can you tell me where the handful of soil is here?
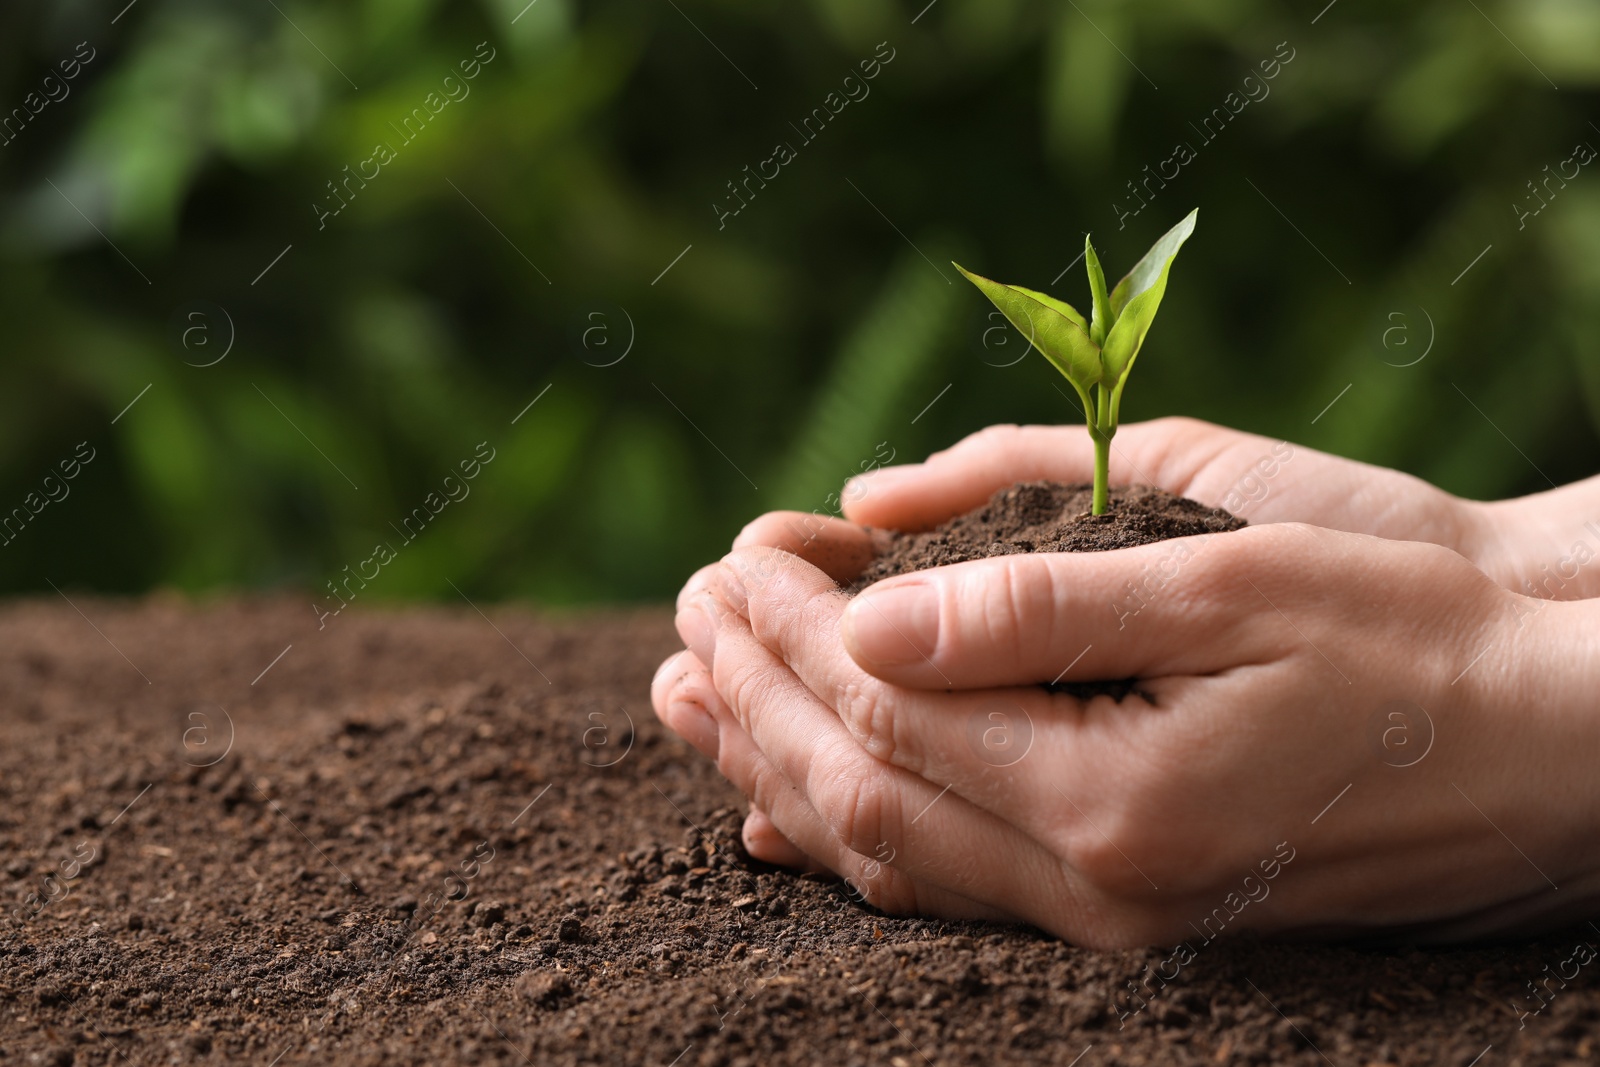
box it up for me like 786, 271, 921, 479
848, 481, 1245, 592
846, 480, 1246, 699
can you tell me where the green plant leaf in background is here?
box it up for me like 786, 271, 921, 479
774, 249, 962, 511
4, 0, 1600, 603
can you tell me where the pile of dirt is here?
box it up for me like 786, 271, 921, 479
849, 481, 1245, 702
1, 597, 1595, 1066
849, 482, 1246, 592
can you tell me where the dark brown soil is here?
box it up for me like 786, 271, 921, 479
849, 482, 1247, 592
849, 482, 1246, 701
3, 596, 1598, 1066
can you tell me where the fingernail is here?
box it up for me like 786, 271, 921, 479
674, 600, 717, 671
846, 583, 939, 666
742, 810, 785, 858
667, 697, 719, 759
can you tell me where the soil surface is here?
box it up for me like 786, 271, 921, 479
3, 596, 1598, 1066
849, 482, 1247, 593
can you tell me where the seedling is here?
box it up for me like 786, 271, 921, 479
955, 208, 1197, 515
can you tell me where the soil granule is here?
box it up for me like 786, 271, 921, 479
849, 482, 1247, 592
2, 596, 1597, 1066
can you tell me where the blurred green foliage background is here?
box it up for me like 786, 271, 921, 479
2, 0, 1600, 605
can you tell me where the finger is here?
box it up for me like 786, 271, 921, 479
842, 424, 1085, 530
703, 678, 1008, 922
836, 526, 1281, 689
676, 562, 722, 615
656, 646, 992, 908
732, 511, 878, 585
651, 648, 697, 725
651, 648, 696, 714
841, 418, 1245, 531
702, 572, 1084, 929
654, 651, 887, 881
712, 546, 1097, 826
710, 551, 1243, 930
676, 558, 753, 671
676, 511, 876, 662
680, 512, 874, 613
651, 648, 719, 759
742, 806, 817, 871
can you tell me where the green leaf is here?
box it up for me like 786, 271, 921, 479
1101, 209, 1197, 385
953, 262, 1102, 388
1108, 208, 1198, 319
1003, 282, 1089, 335
1084, 235, 1113, 347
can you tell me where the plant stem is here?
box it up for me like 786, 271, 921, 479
1091, 432, 1110, 515
1090, 383, 1113, 516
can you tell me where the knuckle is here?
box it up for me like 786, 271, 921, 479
733, 510, 822, 552
835, 678, 903, 767
1173, 526, 1287, 611
1164, 560, 1238, 626
812, 741, 895, 857
674, 563, 722, 614
1203, 522, 1274, 575
1060, 777, 1202, 898
974, 556, 1056, 670
733, 752, 789, 820
1064, 816, 1157, 896
724, 546, 786, 605
937, 423, 1025, 465
731, 512, 781, 549
961, 422, 1023, 451
739, 550, 838, 648
1172, 524, 1343, 637
798, 585, 850, 651
1148, 414, 1208, 438
713, 650, 766, 733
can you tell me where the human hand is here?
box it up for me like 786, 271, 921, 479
653, 523, 1600, 947
837, 418, 1523, 588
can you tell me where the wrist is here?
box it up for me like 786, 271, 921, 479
1532, 599, 1600, 881
1477, 596, 1600, 893
1476, 494, 1600, 600
1366, 574, 1600, 938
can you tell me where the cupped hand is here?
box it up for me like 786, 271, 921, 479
652, 524, 1600, 947
839, 418, 1523, 588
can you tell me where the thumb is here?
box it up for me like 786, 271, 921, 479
839, 530, 1264, 689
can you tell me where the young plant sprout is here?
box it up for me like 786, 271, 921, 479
955, 208, 1198, 515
